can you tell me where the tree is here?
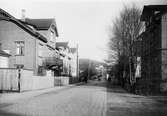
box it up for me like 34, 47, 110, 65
108, 4, 142, 87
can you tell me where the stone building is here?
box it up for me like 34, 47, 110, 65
140, 5, 167, 94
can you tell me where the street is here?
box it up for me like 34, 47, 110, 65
0, 80, 167, 116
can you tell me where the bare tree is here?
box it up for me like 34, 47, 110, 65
108, 4, 142, 86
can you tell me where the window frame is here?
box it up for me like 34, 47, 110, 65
15, 41, 25, 56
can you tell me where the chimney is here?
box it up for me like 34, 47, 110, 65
21, 9, 26, 21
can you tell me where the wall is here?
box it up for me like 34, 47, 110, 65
54, 76, 69, 86
20, 69, 34, 91
32, 76, 54, 90
0, 68, 19, 91
70, 53, 77, 77
0, 20, 36, 71
141, 16, 162, 94
20, 69, 54, 91
0, 68, 54, 91
38, 26, 57, 49
161, 13, 167, 92
0, 56, 8, 68
35, 39, 56, 76
35, 26, 57, 76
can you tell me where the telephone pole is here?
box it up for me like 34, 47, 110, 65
76, 44, 79, 79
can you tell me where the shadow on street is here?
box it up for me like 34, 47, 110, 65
0, 110, 23, 116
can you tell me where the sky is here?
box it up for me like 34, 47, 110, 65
0, 0, 166, 62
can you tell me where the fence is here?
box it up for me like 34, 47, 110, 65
0, 68, 19, 91
0, 68, 71, 92
0, 68, 55, 92
54, 76, 69, 86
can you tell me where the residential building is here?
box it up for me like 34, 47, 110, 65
22, 18, 59, 76
56, 42, 71, 76
0, 8, 59, 76
140, 5, 167, 94
70, 48, 78, 77
70, 47, 79, 83
56, 42, 79, 83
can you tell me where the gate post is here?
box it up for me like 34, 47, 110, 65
18, 68, 21, 92
17, 65, 24, 92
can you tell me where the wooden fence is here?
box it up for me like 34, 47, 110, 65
0, 68, 70, 92
0, 68, 19, 91
0, 68, 55, 92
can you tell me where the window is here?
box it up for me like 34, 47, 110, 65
38, 65, 44, 76
15, 41, 24, 55
50, 31, 54, 41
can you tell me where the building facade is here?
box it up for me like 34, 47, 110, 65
140, 5, 167, 94
56, 42, 79, 83
0, 8, 59, 76
23, 18, 59, 76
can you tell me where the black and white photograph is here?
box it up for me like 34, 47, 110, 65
0, 0, 167, 116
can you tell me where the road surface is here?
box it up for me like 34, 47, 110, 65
0, 80, 167, 116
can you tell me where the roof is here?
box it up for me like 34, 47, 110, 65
0, 50, 11, 57
0, 8, 47, 43
56, 42, 69, 48
24, 18, 59, 36
141, 5, 167, 21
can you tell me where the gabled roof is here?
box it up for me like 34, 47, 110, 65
0, 8, 47, 43
141, 5, 167, 21
0, 50, 11, 57
56, 42, 69, 48
24, 18, 59, 36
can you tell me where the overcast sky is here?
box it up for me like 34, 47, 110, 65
0, 0, 166, 61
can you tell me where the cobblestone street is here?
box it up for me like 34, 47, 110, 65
0, 80, 167, 116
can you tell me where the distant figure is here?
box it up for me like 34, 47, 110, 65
106, 73, 109, 80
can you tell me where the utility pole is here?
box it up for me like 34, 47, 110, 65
88, 59, 91, 80
76, 44, 79, 79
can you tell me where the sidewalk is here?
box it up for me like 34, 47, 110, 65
0, 82, 83, 106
